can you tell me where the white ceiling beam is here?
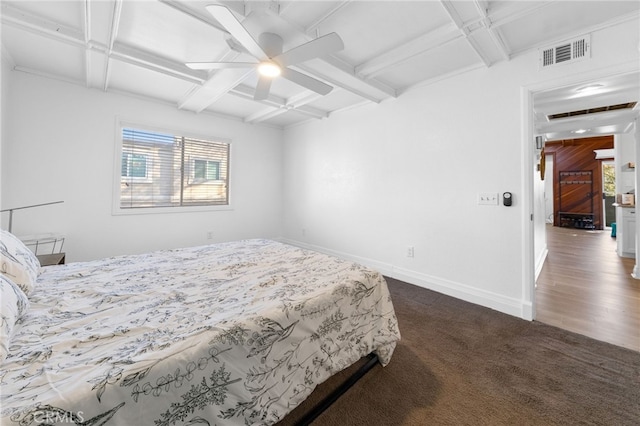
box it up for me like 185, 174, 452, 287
303, 0, 353, 35
487, 1, 556, 27
296, 58, 394, 102
244, 103, 329, 123
287, 90, 324, 109
351, 0, 522, 83
290, 104, 329, 119
483, 27, 511, 61
244, 107, 288, 123
323, 55, 396, 99
15, 59, 250, 125
230, 84, 328, 121
102, 0, 123, 92
0, 2, 85, 47
399, 62, 486, 96
243, 104, 327, 124
83, 0, 92, 88
110, 42, 207, 84
472, 0, 510, 61
328, 58, 395, 100
1, 44, 16, 68
244, 1, 281, 16
355, 22, 462, 78
0, 0, 108, 89
158, 0, 228, 33
439, 0, 492, 68
13, 65, 85, 87
84, 1, 112, 90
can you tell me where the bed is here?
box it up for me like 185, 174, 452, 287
0, 233, 400, 426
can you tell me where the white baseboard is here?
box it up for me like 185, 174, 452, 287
279, 238, 530, 320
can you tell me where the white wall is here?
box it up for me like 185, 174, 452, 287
282, 18, 640, 319
2, 71, 283, 261
0, 51, 12, 210
616, 132, 636, 194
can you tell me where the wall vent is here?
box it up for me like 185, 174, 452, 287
540, 35, 590, 68
547, 102, 637, 120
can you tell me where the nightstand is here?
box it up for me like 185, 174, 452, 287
37, 253, 66, 266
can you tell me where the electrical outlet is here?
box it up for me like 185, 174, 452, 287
478, 193, 499, 205
206, 231, 213, 240
407, 246, 414, 258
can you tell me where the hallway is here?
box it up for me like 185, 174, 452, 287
535, 225, 640, 351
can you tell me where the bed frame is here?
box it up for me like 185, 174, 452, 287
296, 353, 379, 425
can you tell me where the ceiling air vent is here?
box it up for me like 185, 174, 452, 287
540, 35, 590, 68
547, 102, 637, 120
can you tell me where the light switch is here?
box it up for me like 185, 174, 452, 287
478, 193, 499, 205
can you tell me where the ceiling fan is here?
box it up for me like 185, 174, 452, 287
186, 5, 344, 101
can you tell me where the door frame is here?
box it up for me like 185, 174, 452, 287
521, 62, 640, 321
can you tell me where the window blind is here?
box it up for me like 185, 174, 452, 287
120, 128, 229, 209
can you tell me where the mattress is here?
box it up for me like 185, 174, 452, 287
0, 239, 400, 425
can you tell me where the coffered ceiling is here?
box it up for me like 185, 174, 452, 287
2, 1, 639, 130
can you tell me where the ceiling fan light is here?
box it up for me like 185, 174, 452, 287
258, 62, 281, 77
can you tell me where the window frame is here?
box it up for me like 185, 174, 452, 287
113, 120, 233, 216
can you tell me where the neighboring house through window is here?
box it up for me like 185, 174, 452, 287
121, 152, 150, 180
194, 159, 220, 181
117, 126, 230, 211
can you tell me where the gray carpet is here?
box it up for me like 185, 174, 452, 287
278, 277, 640, 425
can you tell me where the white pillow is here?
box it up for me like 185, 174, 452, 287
0, 229, 41, 295
0, 274, 30, 363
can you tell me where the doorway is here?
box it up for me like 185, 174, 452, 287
523, 68, 640, 343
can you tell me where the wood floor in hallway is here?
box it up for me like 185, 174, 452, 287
535, 225, 640, 352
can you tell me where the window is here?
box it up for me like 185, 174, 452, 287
121, 152, 150, 180
194, 159, 220, 181
118, 126, 230, 210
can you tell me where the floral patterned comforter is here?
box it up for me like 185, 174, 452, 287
0, 239, 400, 425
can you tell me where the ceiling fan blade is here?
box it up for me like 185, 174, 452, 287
254, 76, 272, 101
273, 33, 344, 67
280, 68, 333, 95
205, 4, 268, 61
186, 62, 257, 70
